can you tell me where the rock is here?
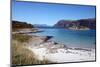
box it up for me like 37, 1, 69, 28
43, 36, 53, 42
54, 18, 96, 30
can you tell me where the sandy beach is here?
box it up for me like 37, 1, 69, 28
12, 29, 95, 65
26, 34, 95, 63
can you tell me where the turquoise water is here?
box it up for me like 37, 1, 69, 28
32, 28, 96, 48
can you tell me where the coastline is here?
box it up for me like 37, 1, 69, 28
12, 28, 44, 34
12, 29, 95, 64
27, 34, 95, 63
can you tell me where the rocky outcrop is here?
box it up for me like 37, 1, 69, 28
54, 18, 96, 30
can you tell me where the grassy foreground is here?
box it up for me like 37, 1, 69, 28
12, 34, 51, 65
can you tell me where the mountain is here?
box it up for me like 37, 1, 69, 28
33, 24, 53, 28
12, 20, 34, 29
54, 18, 96, 30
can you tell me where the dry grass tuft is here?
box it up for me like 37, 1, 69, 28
12, 34, 32, 43
12, 34, 51, 65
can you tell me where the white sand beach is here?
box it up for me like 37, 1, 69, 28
27, 35, 95, 63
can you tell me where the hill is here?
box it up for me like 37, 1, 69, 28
54, 18, 96, 30
12, 20, 34, 29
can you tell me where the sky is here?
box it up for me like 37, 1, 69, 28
12, 0, 96, 26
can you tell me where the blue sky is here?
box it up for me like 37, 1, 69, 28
12, 0, 96, 26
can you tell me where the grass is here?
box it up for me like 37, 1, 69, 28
12, 34, 51, 66
12, 34, 32, 43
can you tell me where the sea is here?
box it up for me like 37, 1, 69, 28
31, 28, 96, 48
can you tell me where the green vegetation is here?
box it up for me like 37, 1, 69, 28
12, 20, 34, 29
12, 34, 51, 65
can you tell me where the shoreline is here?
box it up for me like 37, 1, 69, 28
12, 28, 95, 64
26, 34, 95, 63
12, 28, 44, 34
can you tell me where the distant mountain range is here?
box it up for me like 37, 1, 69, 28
12, 18, 96, 30
54, 18, 96, 30
33, 24, 53, 28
